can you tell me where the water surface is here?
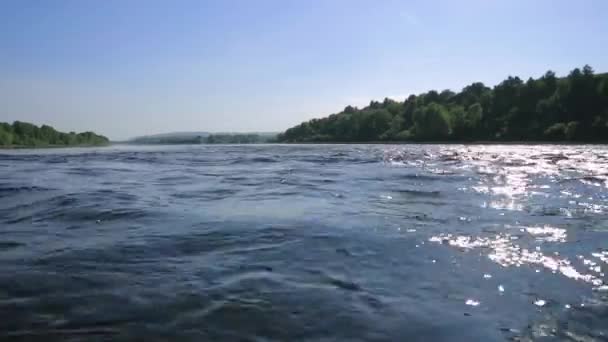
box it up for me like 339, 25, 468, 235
1, 144, 607, 341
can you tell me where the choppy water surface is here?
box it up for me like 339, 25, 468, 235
1, 144, 607, 341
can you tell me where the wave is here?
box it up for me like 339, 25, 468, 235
0, 184, 53, 196
394, 189, 442, 197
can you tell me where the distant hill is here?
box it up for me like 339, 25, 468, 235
0, 121, 109, 148
129, 132, 278, 144
129, 132, 211, 144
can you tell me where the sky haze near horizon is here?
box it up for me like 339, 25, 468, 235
1, 0, 608, 140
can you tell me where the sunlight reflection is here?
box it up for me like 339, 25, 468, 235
525, 226, 567, 242
430, 230, 605, 289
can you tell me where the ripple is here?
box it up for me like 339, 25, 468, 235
0, 184, 53, 195
2, 144, 608, 340
0, 241, 25, 250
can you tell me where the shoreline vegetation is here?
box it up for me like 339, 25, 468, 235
128, 132, 277, 145
277, 65, 608, 143
0, 121, 109, 148
5, 66, 608, 148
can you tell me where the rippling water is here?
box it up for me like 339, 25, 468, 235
1, 144, 607, 341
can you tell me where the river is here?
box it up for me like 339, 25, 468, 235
1, 144, 607, 341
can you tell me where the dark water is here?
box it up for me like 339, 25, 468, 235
1, 144, 607, 341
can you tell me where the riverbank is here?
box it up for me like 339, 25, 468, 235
0, 143, 110, 150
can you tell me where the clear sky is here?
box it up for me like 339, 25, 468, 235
1, 0, 607, 140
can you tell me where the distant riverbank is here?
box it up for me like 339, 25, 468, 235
0, 121, 109, 149
0, 143, 110, 150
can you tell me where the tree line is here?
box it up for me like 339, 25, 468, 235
130, 133, 275, 145
206, 133, 274, 144
0, 121, 109, 147
131, 135, 206, 144
278, 65, 608, 142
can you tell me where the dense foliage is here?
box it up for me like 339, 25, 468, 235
0, 121, 109, 147
278, 66, 608, 142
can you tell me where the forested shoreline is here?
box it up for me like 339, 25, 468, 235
278, 66, 608, 143
129, 133, 276, 145
0, 121, 109, 148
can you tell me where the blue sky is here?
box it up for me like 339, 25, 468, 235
1, 0, 607, 140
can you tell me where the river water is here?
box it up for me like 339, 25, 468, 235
0, 144, 607, 341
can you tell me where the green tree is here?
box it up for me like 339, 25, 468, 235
565, 121, 579, 140
544, 123, 567, 140
360, 109, 392, 140
0, 124, 13, 146
450, 103, 482, 140
413, 103, 450, 140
